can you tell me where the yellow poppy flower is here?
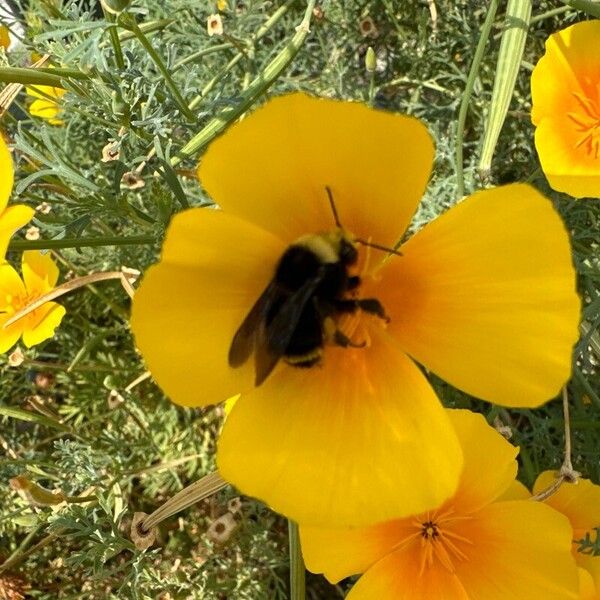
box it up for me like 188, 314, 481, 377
534, 471, 600, 598
26, 84, 66, 126
0, 251, 66, 352
531, 20, 600, 198
131, 94, 579, 527
300, 409, 579, 600
0, 135, 35, 258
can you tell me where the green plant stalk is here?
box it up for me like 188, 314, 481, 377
186, 0, 298, 109
172, 0, 317, 166
0, 406, 72, 433
8, 234, 156, 251
529, 6, 570, 24
288, 520, 306, 600
117, 18, 174, 42
106, 20, 126, 69
559, 0, 600, 17
455, 0, 500, 198
0, 67, 86, 87
118, 14, 195, 121
479, 0, 532, 178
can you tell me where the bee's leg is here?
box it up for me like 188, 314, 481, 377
357, 298, 390, 322
347, 275, 361, 290
333, 330, 366, 348
322, 314, 365, 348
332, 298, 389, 322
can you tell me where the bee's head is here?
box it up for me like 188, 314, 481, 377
339, 231, 358, 265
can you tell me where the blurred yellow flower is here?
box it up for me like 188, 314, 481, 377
131, 94, 579, 527
534, 471, 600, 599
0, 25, 9, 50
0, 251, 66, 352
26, 84, 66, 126
0, 135, 35, 258
300, 409, 579, 600
531, 20, 600, 198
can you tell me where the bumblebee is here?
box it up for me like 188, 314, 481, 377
228, 189, 395, 386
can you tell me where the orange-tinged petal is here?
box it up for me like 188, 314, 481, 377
199, 93, 434, 248
130, 208, 286, 407
0, 262, 25, 310
0, 313, 23, 353
456, 501, 579, 599
21, 301, 65, 348
300, 518, 415, 583
534, 471, 600, 541
218, 327, 462, 527
346, 547, 469, 600
531, 21, 600, 198
381, 184, 579, 407
531, 21, 600, 126
0, 204, 35, 257
0, 134, 13, 211
446, 409, 518, 513
534, 116, 600, 198
22, 250, 60, 294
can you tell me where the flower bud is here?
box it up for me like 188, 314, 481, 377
365, 47, 377, 73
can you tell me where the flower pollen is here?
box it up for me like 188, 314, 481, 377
411, 507, 472, 577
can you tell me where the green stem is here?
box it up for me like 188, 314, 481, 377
172, 0, 316, 166
0, 67, 85, 87
8, 235, 156, 251
118, 14, 195, 121
172, 43, 231, 72
559, 0, 600, 17
455, 0, 499, 198
288, 520, 306, 600
529, 6, 570, 24
117, 18, 174, 42
105, 13, 126, 69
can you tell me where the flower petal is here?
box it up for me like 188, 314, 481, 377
534, 471, 600, 541
381, 184, 579, 407
21, 301, 65, 348
345, 547, 469, 600
0, 134, 13, 211
497, 479, 531, 501
0, 204, 35, 257
0, 313, 23, 353
29, 98, 63, 125
218, 327, 462, 527
531, 21, 600, 198
22, 250, 60, 294
456, 501, 579, 599
130, 208, 286, 407
446, 409, 518, 513
578, 555, 600, 598
300, 518, 415, 583
0, 262, 25, 310
198, 93, 434, 247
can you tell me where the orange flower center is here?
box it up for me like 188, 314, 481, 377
4, 292, 37, 317
393, 506, 473, 577
568, 81, 600, 159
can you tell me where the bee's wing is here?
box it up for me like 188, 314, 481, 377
228, 282, 276, 368
254, 270, 325, 386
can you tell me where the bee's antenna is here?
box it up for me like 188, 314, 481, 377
354, 239, 403, 256
325, 186, 343, 229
